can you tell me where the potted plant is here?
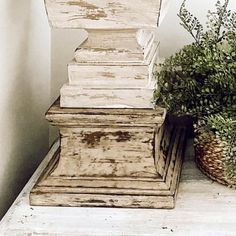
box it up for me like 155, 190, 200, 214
154, 0, 236, 186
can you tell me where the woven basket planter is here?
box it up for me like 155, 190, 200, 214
194, 125, 236, 188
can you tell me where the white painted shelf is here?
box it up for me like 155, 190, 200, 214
0, 140, 236, 236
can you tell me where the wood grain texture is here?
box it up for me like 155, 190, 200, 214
31, 192, 175, 209
60, 85, 155, 108
44, 0, 163, 29
46, 98, 166, 127
29, 123, 187, 209
39, 176, 169, 191
74, 29, 159, 64
68, 30, 159, 88
68, 63, 156, 88
64, 29, 159, 108
54, 127, 157, 178
45, 99, 166, 179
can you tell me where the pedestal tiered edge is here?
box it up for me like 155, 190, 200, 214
29, 99, 187, 209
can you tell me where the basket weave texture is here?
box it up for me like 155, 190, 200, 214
194, 125, 236, 187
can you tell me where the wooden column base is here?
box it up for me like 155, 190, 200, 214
30, 99, 187, 209
30, 126, 186, 209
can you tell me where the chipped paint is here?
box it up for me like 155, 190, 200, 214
45, 0, 162, 29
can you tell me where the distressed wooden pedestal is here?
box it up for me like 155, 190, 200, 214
30, 100, 187, 209
29, 0, 185, 209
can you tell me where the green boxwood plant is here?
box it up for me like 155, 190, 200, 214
154, 0, 236, 118
154, 0, 236, 178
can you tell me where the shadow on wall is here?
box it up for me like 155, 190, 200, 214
50, 28, 87, 143
0, 0, 50, 219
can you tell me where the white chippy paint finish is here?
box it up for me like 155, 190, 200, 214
68, 30, 159, 89
45, 0, 163, 29
68, 63, 155, 88
39, 173, 168, 192
1, 140, 236, 236
155, 121, 174, 177
60, 85, 155, 108
45, 100, 166, 127
35, 0, 187, 211
74, 30, 158, 64
54, 127, 157, 177
63, 29, 159, 107
46, 100, 165, 180
30, 129, 184, 208
44, 1, 166, 109
28, 101, 187, 209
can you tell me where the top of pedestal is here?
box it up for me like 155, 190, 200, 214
46, 98, 166, 127
44, 0, 170, 29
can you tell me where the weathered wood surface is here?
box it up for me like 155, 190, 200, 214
68, 30, 159, 88
44, 2, 165, 108
60, 85, 155, 108
2, 139, 236, 235
39, 176, 169, 192
155, 120, 174, 176
29, 123, 187, 209
45, 99, 166, 179
54, 127, 157, 177
45, 0, 164, 29
46, 99, 166, 127
74, 30, 158, 64
31, 192, 175, 209
63, 29, 159, 108
68, 62, 156, 88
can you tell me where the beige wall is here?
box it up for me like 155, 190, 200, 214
0, 0, 51, 219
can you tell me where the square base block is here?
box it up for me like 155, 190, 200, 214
30, 99, 187, 209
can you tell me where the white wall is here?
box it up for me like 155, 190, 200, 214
158, 0, 236, 57
50, 29, 86, 142
0, 0, 51, 219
